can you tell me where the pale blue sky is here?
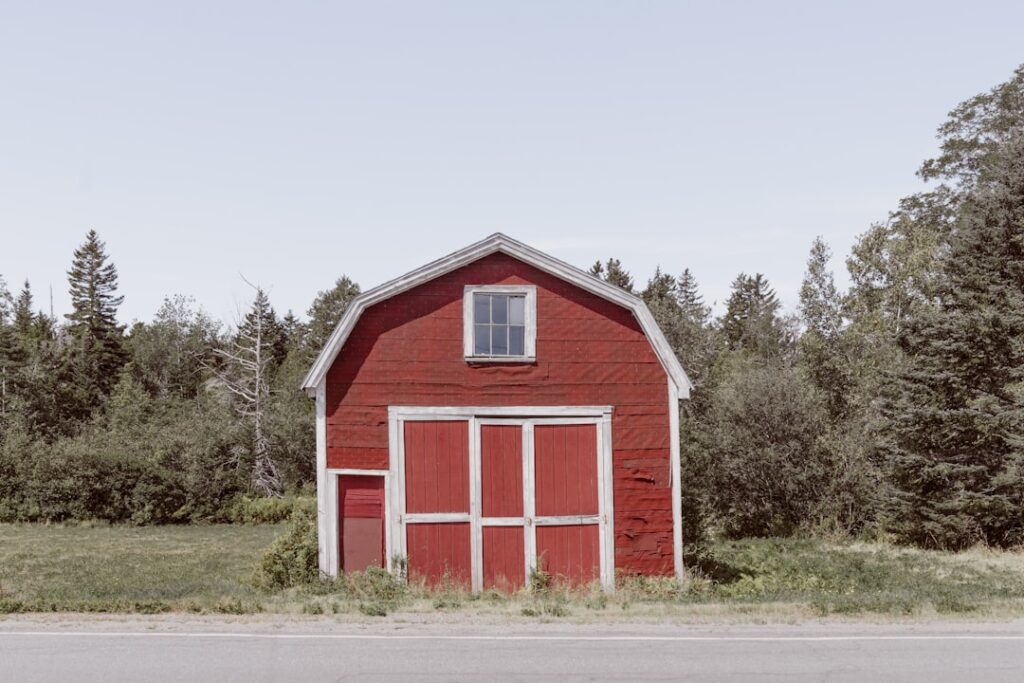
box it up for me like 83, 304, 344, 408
2, 1, 1022, 324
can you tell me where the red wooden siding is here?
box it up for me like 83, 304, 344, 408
534, 424, 599, 517
338, 476, 385, 573
480, 425, 523, 518
326, 252, 675, 575
482, 526, 525, 591
536, 525, 600, 586
403, 421, 470, 514
406, 523, 472, 588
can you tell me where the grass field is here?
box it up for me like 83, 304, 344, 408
3, 524, 1024, 620
0, 524, 282, 613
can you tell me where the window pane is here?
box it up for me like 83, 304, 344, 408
474, 324, 490, 355
492, 324, 508, 355
509, 296, 525, 325
473, 294, 490, 324
509, 326, 525, 356
491, 295, 508, 324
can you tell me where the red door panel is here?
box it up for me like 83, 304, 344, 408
536, 524, 600, 586
404, 421, 469, 513
481, 425, 523, 517
534, 424, 599, 516
406, 523, 472, 588
338, 475, 385, 573
483, 526, 525, 591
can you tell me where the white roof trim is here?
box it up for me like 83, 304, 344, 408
301, 233, 693, 397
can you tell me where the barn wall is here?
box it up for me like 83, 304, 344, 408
325, 252, 674, 576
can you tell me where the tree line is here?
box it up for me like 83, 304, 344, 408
0, 231, 360, 523
595, 65, 1024, 551
1, 65, 1022, 550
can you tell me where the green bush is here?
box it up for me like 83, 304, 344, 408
0, 395, 245, 525
252, 509, 320, 590
692, 359, 840, 537
223, 494, 315, 524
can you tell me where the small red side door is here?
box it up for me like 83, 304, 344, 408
338, 475, 385, 573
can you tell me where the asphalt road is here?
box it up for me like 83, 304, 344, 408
3, 620, 1024, 682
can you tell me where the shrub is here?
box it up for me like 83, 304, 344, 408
252, 509, 320, 590
694, 359, 838, 537
223, 494, 315, 524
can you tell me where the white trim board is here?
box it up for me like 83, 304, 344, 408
300, 232, 692, 397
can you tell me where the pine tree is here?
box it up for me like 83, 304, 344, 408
884, 134, 1024, 549
64, 230, 126, 414
721, 273, 786, 358
0, 276, 13, 422
641, 267, 717, 391
306, 276, 360, 353
676, 269, 711, 327
799, 238, 851, 419
12, 281, 35, 339
589, 258, 634, 292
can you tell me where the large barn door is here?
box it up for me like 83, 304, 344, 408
531, 423, 602, 587
394, 410, 612, 593
401, 420, 472, 588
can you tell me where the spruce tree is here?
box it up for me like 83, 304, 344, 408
306, 275, 360, 353
884, 134, 1024, 549
12, 281, 35, 339
0, 276, 13, 422
589, 258, 634, 292
676, 268, 711, 326
799, 238, 851, 419
721, 273, 786, 358
64, 230, 126, 414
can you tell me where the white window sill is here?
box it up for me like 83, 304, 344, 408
465, 356, 537, 364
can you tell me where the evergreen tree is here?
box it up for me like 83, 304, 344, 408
677, 269, 711, 326
64, 230, 127, 415
12, 281, 35, 339
0, 276, 13, 423
641, 267, 717, 391
721, 273, 787, 358
799, 238, 852, 419
883, 134, 1024, 549
589, 258, 634, 292
306, 276, 360, 353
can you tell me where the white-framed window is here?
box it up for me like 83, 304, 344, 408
463, 285, 537, 361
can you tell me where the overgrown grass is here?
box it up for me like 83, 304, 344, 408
0, 523, 281, 614
3, 524, 1024, 619
700, 538, 1024, 616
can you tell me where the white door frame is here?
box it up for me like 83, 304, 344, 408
388, 405, 615, 592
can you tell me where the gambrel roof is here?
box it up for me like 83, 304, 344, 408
302, 233, 693, 397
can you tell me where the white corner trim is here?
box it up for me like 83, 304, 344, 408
462, 284, 537, 361
669, 381, 683, 582
314, 381, 329, 575
300, 232, 693, 395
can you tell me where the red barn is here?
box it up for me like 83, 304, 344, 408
302, 233, 692, 591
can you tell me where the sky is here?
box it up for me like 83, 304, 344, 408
2, 1, 1022, 326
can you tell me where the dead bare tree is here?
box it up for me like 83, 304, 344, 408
208, 279, 283, 496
